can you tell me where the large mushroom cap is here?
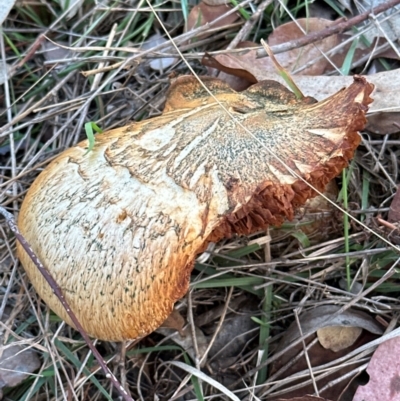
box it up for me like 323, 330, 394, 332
17, 75, 373, 341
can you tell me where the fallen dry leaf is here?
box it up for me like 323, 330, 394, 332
0, 341, 40, 397
249, 69, 399, 114
204, 18, 340, 81
159, 307, 186, 333
317, 326, 363, 352
366, 111, 400, 135
277, 306, 383, 349
186, 1, 239, 38
267, 306, 383, 400
267, 18, 339, 75
204, 49, 399, 115
156, 324, 209, 366
353, 335, 400, 401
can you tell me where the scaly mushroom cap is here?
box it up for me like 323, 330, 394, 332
17, 75, 373, 341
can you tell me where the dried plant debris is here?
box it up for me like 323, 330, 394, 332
17, 75, 373, 341
259, 18, 340, 75
276, 306, 383, 349
204, 18, 341, 80
355, 0, 400, 43
210, 54, 400, 136
272, 181, 340, 244
275, 397, 334, 401
186, 0, 240, 39
366, 111, 400, 135
142, 33, 177, 72
205, 52, 398, 114
266, 306, 383, 400
0, 339, 40, 397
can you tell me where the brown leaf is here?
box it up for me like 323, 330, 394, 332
203, 52, 257, 84
186, 2, 239, 38
267, 18, 339, 75
203, 18, 340, 83
353, 336, 400, 401
276, 306, 383, 349
205, 42, 399, 119
268, 306, 382, 400
0, 341, 40, 394
160, 307, 186, 333
269, 332, 378, 400
202, 47, 259, 91
156, 324, 209, 367
367, 111, 400, 135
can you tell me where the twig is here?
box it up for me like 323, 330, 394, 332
227, 0, 273, 50
0, 207, 134, 401
293, 309, 319, 396
256, 0, 400, 58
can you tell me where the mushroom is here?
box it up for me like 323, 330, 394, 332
17, 75, 373, 341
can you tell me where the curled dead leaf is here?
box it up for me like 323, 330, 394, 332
269, 306, 382, 400
204, 43, 398, 119
276, 306, 383, 351
17, 75, 373, 341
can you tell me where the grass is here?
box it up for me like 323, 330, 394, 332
1, 0, 400, 400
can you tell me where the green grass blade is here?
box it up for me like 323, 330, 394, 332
180, 0, 189, 22
54, 339, 113, 400
84, 122, 103, 154
341, 37, 359, 75
256, 283, 272, 385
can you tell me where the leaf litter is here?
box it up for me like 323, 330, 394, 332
1, 0, 400, 400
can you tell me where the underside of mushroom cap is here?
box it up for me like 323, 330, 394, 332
166, 75, 373, 243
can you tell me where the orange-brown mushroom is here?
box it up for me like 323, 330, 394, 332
17, 75, 373, 341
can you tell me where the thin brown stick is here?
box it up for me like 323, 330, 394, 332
227, 0, 273, 50
0, 207, 134, 401
256, 0, 400, 58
